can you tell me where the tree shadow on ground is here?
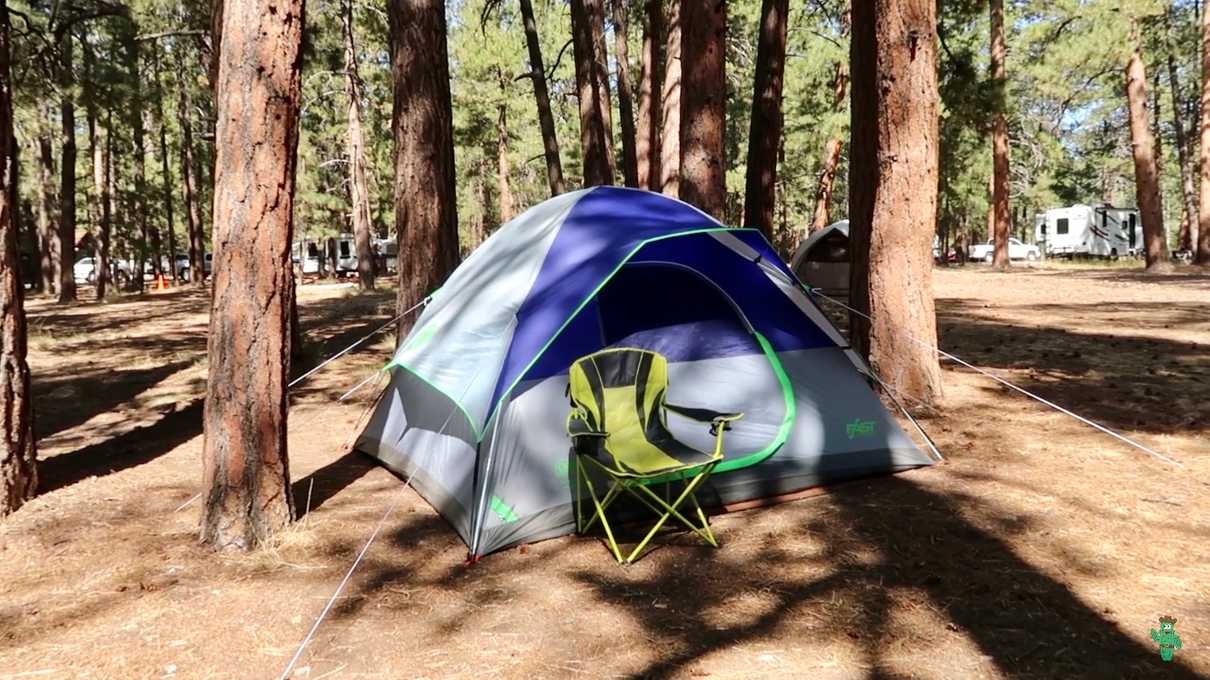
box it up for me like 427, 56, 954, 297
32, 359, 197, 440
568, 473, 1203, 679
37, 399, 204, 495
935, 300, 1209, 437
292, 451, 377, 519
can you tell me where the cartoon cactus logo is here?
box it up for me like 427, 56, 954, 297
1150, 616, 1182, 662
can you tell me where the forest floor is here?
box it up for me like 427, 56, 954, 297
1, 265, 1208, 680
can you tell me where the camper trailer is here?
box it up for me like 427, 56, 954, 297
293, 234, 358, 275
1036, 204, 1143, 258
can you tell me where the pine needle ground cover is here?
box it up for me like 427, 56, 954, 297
0, 267, 1206, 679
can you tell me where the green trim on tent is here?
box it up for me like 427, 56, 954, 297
383, 361, 485, 442
481, 226, 760, 434
712, 331, 795, 474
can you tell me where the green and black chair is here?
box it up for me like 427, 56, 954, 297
566, 348, 744, 564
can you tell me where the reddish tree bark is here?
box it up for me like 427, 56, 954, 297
679, 0, 726, 218
1125, 35, 1171, 272
659, 0, 681, 197
1197, 0, 1210, 264
123, 28, 149, 292
612, 0, 638, 187
571, 0, 615, 186
34, 105, 58, 294
56, 29, 76, 303
811, 9, 850, 233
0, 0, 36, 514
155, 55, 179, 281
342, 0, 375, 290
743, 0, 789, 241
389, 0, 460, 334
849, 0, 943, 409
519, 0, 566, 195
496, 69, 515, 223
199, 0, 303, 549
636, 0, 662, 190
1163, 10, 1197, 253
989, 0, 1011, 269
177, 78, 206, 287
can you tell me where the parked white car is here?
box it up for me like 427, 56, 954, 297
969, 238, 1040, 263
73, 257, 137, 285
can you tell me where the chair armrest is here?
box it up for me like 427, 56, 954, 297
664, 402, 742, 423
567, 411, 608, 439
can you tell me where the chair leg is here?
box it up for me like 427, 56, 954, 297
622, 463, 719, 563
577, 460, 625, 563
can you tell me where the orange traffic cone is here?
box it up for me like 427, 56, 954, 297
155, 274, 165, 291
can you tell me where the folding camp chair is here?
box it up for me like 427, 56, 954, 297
567, 348, 744, 564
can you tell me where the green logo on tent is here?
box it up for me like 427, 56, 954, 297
846, 419, 876, 440
490, 496, 518, 523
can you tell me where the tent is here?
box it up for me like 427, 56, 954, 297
356, 188, 934, 558
789, 219, 850, 297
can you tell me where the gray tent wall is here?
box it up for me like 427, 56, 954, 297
355, 342, 931, 558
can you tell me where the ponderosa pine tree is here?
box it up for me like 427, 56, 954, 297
1198, 0, 1210, 265
571, 0, 614, 186
1124, 29, 1170, 272
390, 0, 460, 333
612, 0, 638, 187
743, 0, 789, 241
1164, 8, 1197, 253
177, 75, 205, 287
34, 105, 57, 294
849, 0, 943, 409
342, 0, 375, 290
122, 26, 149, 292
989, 0, 1011, 269
679, 0, 725, 218
518, 0, 565, 195
496, 67, 515, 222
0, 0, 36, 515
659, 0, 680, 196
811, 7, 849, 233
635, 0, 661, 190
200, 0, 304, 549
56, 28, 77, 303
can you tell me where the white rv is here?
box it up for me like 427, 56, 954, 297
1036, 204, 1143, 258
293, 234, 358, 275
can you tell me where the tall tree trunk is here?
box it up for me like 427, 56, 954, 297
200, 0, 303, 550
849, 0, 943, 409
1125, 34, 1171, 271
389, 0, 460, 336
56, 29, 76, 303
177, 78, 206, 287
743, 0, 789, 240
1199, 0, 1210, 264
96, 110, 113, 299
989, 0, 1011, 269
0, 0, 36, 514
34, 106, 57, 294
83, 39, 111, 300
342, 0, 375, 291
571, 0, 615, 186
158, 84, 178, 281
496, 71, 515, 223
679, 0, 726, 218
1167, 10, 1198, 253
636, 0, 662, 190
518, 0, 565, 195
811, 8, 850, 232
612, 0, 638, 187
659, 0, 681, 197
124, 30, 149, 292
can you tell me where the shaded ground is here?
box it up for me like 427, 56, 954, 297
0, 267, 1207, 679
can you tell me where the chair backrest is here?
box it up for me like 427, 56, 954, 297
569, 348, 681, 473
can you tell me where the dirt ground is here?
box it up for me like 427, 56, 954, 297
1, 265, 1207, 680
